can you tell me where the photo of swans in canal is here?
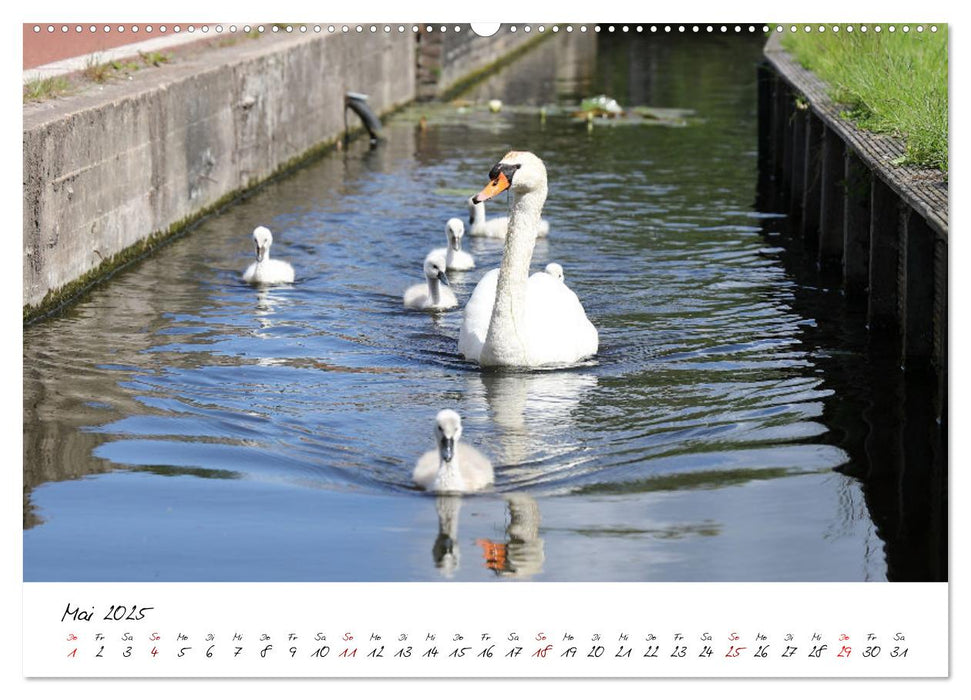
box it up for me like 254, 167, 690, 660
22, 26, 946, 582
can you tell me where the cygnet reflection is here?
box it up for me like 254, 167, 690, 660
467, 370, 598, 486
429, 493, 545, 579
254, 287, 276, 322
250, 288, 300, 366
252, 287, 286, 349
432, 494, 462, 577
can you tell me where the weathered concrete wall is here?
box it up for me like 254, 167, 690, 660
23, 32, 416, 313
417, 27, 541, 99
23, 26, 558, 317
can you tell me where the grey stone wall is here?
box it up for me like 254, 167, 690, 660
23, 32, 415, 312
23, 26, 549, 315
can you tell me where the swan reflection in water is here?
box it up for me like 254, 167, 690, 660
430, 493, 545, 579
476, 492, 544, 578
252, 287, 283, 337
432, 495, 463, 577
250, 288, 293, 364
427, 369, 597, 577
470, 369, 599, 487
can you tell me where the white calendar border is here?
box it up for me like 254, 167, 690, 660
23, 582, 949, 678
8, 0, 962, 695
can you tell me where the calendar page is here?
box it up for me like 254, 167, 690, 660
17, 2, 952, 691
23, 583, 946, 677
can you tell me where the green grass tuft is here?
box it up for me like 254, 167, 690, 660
782, 26, 948, 172
26, 50, 176, 104
138, 50, 171, 67
82, 56, 115, 83
23, 76, 71, 102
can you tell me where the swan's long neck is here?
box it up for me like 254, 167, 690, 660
426, 275, 442, 305
471, 202, 484, 226
482, 185, 546, 365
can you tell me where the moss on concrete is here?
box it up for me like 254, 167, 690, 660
23, 100, 409, 325
24, 192, 238, 325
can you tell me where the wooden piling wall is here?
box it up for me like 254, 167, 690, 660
759, 34, 948, 401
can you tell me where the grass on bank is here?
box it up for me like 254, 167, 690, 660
83, 51, 171, 83
23, 51, 173, 103
781, 26, 948, 173
22, 75, 72, 102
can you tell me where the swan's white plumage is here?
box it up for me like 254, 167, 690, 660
458, 152, 597, 367
242, 226, 295, 285
458, 268, 597, 367
430, 218, 475, 271
467, 197, 549, 239
457, 268, 499, 361
413, 443, 494, 492
413, 410, 493, 493
545, 262, 564, 282
443, 247, 475, 271
403, 252, 458, 310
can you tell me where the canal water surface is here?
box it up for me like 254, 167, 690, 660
23, 33, 944, 581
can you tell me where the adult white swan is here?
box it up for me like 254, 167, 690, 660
413, 409, 494, 493
467, 196, 549, 239
242, 226, 295, 285
458, 152, 598, 367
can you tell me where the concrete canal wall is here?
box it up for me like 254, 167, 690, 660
23, 27, 540, 319
417, 25, 542, 98
758, 34, 948, 406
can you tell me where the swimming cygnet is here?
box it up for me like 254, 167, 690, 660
431, 218, 475, 271
467, 196, 549, 239
242, 226, 295, 285
544, 262, 564, 282
403, 252, 458, 310
413, 409, 494, 493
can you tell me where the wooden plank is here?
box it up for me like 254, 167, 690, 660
933, 235, 947, 420
781, 89, 795, 195
772, 74, 787, 182
896, 204, 909, 336
802, 111, 823, 248
819, 125, 845, 274
789, 101, 807, 216
904, 210, 936, 364
757, 61, 773, 175
933, 235, 947, 374
868, 175, 903, 335
843, 149, 871, 299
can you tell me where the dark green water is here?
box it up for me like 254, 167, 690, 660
23, 33, 944, 581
